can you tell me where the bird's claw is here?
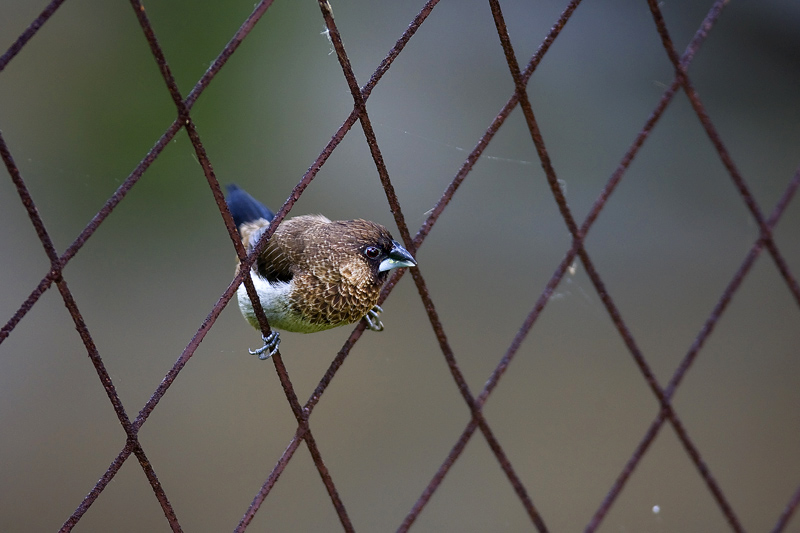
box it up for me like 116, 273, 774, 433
364, 305, 384, 332
249, 331, 280, 360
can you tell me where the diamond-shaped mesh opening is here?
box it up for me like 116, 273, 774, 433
1, 0, 799, 531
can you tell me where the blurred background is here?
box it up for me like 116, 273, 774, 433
1, 0, 799, 531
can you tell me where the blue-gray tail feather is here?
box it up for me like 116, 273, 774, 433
225, 184, 274, 227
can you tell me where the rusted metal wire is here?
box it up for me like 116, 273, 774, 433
0, 0, 278, 346
0, 0, 66, 73
243, 1, 584, 528
1, 0, 798, 531
235, 1, 445, 524
0, 0, 295, 530
585, 1, 800, 530
400, 0, 796, 530
58, 444, 133, 532
413, 0, 583, 249
134, 0, 355, 530
408, 265, 548, 531
587, 164, 800, 532
2, 126, 183, 532
773, 482, 800, 533
646, 0, 800, 307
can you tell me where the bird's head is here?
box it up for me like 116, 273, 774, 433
329, 220, 417, 288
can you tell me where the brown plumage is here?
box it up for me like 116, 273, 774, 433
227, 185, 416, 358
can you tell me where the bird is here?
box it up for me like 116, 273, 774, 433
225, 184, 417, 359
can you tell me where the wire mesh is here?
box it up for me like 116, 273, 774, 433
1, 0, 799, 531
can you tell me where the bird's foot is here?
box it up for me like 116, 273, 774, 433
364, 305, 384, 332
249, 331, 280, 360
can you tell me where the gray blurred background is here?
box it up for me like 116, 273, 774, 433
1, 0, 799, 531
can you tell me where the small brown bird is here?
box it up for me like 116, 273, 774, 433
226, 184, 417, 359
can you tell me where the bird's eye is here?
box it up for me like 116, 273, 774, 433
364, 246, 381, 259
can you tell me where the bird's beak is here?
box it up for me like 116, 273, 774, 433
379, 240, 417, 272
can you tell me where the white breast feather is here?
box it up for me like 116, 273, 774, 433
236, 270, 322, 333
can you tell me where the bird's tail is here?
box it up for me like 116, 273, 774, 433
225, 184, 275, 228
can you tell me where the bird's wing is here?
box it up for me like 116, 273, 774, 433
257, 214, 332, 284
258, 235, 295, 283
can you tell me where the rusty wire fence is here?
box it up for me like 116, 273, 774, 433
2, 0, 800, 531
